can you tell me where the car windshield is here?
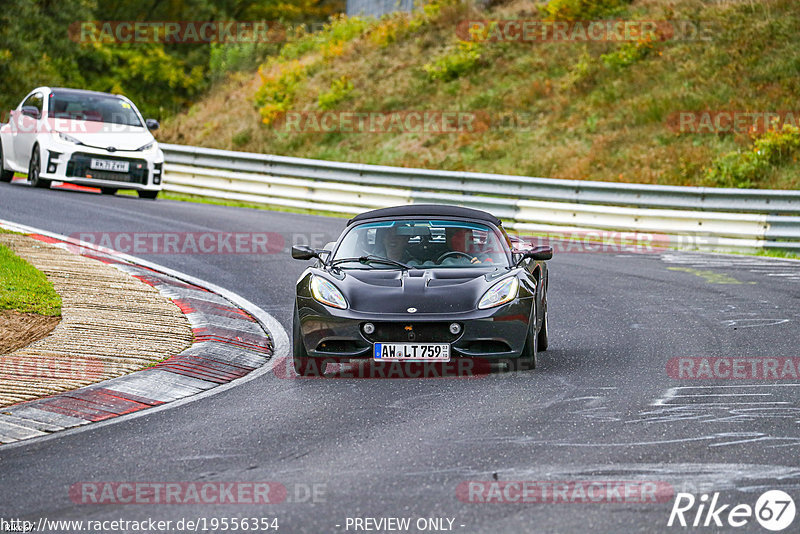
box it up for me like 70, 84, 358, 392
332, 219, 510, 269
48, 91, 143, 127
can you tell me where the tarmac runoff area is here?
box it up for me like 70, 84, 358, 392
0, 230, 274, 445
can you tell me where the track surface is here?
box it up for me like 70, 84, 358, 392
2, 181, 800, 533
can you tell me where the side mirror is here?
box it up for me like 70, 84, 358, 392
292, 245, 320, 261
21, 106, 40, 119
529, 245, 553, 261
516, 245, 553, 266
145, 118, 160, 131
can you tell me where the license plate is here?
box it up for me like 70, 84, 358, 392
90, 158, 129, 173
373, 343, 450, 361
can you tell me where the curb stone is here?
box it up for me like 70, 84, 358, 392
0, 229, 274, 445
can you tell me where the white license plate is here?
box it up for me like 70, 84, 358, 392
90, 158, 129, 173
373, 343, 450, 361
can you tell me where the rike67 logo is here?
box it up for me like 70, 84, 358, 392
668, 490, 796, 531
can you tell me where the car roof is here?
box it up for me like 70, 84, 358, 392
48, 87, 126, 99
347, 204, 502, 227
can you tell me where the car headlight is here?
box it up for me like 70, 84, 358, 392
56, 132, 82, 145
478, 277, 519, 309
137, 141, 155, 151
310, 275, 348, 309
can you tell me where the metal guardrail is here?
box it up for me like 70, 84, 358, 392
160, 143, 800, 252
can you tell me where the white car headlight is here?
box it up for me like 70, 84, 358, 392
478, 277, 519, 309
137, 141, 155, 151
56, 131, 82, 145
310, 275, 348, 309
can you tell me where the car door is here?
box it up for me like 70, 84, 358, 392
13, 91, 44, 168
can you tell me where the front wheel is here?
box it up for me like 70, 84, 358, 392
293, 306, 326, 377
508, 307, 538, 372
138, 190, 159, 200
28, 147, 50, 189
0, 142, 14, 182
537, 288, 549, 352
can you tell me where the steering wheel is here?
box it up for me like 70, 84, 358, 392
436, 251, 474, 263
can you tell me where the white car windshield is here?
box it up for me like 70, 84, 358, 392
48, 91, 143, 127
332, 219, 510, 268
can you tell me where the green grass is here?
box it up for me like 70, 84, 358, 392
738, 248, 800, 260
0, 244, 61, 316
152, 191, 349, 219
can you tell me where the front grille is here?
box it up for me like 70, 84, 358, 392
465, 340, 511, 354
315, 340, 361, 353
364, 322, 460, 343
66, 152, 148, 185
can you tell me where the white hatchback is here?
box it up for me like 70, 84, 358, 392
0, 87, 164, 199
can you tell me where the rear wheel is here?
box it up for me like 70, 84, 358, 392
28, 146, 50, 189
100, 188, 117, 195
293, 306, 326, 377
0, 142, 14, 182
537, 287, 549, 352
138, 190, 158, 200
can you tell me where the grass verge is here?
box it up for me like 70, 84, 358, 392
160, 0, 800, 190
145, 190, 349, 219
0, 244, 62, 316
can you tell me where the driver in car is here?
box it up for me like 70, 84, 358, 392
444, 228, 484, 264
378, 226, 417, 264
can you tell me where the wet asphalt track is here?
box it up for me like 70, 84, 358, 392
2, 180, 800, 533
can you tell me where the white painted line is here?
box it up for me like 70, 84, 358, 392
663, 402, 791, 406
670, 384, 800, 389
0, 218, 290, 451
672, 393, 773, 397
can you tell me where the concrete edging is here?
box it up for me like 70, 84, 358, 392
0, 219, 289, 447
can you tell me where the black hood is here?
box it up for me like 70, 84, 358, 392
327, 268, 510, 314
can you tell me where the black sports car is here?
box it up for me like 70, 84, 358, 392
291, 204, 553, 376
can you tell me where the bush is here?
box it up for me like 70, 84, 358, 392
318, 76, 354, 110
541, 0, 632, 20
369, 13, 425, 48
423, 41, 482, 81
601, 37, 656, 69
280, 15, 373, 61
705, 124, 800, 188
209, 42, 278, 81
255, 60, 309, 125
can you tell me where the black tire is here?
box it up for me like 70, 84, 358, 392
100, 188, 117, 195
0, 142, 14, 182
138, 190, 159, 200
537, 287, 549, 352
28, 146, 50, 189
293, 306, 326, 377
508, 304, 538, 372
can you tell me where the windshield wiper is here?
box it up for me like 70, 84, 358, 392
329, 255, 414, 270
